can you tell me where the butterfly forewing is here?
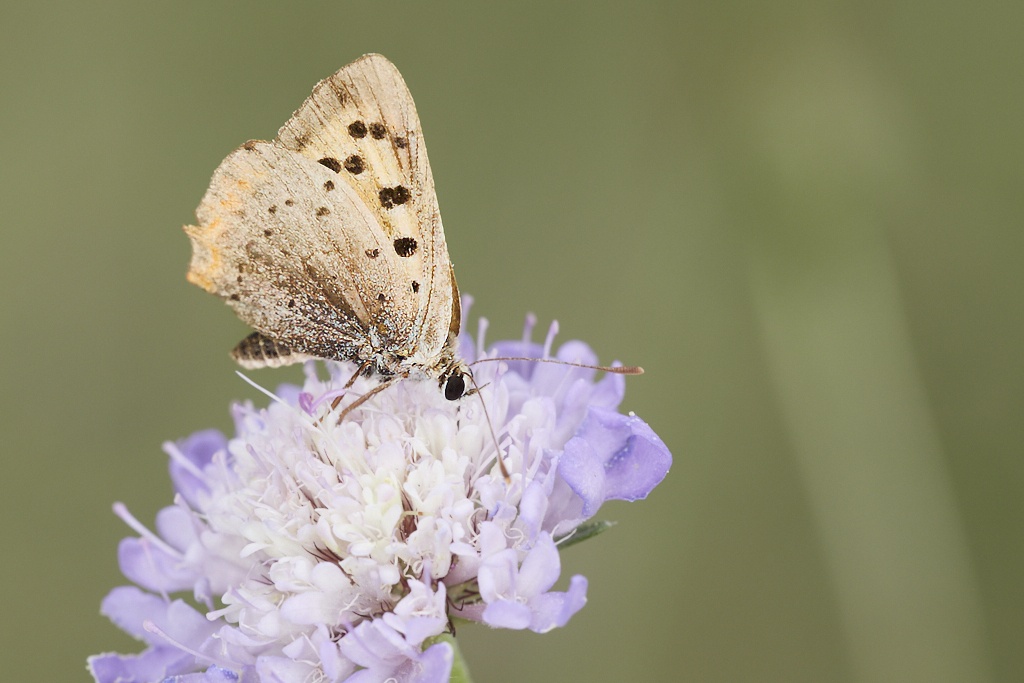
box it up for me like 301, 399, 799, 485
276, 54, 456, 357
185, 54, 458, 371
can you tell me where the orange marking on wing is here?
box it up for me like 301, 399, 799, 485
218, 190, 243, 213
184, 218, 225, 292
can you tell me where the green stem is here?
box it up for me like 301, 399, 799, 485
426, 633, 473, 683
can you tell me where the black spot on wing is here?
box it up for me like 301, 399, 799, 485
285, 199, 295, 207
411, 281, 420, 293
318, 157, 342, 173
369, 122, 386, 139
348, 121, 367, 139
395, 136, 408, 149
268, 205, 277, 214
365, 248, 380, 258
344, 155, 365, 174
316, 206, 330, 217
324, 180, 335, 191
393, 237, 418, 257
379, 186, 411, 209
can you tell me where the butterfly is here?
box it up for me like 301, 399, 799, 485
184, 54, 469, 411
186, 54, 641, 427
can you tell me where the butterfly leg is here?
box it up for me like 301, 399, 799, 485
331, 379, 396, 423
461, 381, 490, 398
328, 360, 374, 412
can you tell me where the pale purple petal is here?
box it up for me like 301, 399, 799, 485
487, 340, 545, 379
557, 438, 605, 518
314, 625, 356, 681
162, 666, 240, 682
596, 413, 671, 502
397, 616, 447, 648
168, 429, 226, 506
559, 407, 671, 516
118, 536, 195, 594
478, 522, 510, 560
254, 657, 317, 683
555, 339, 598, 363
156, 504, 202, 551
481, 601, 532, 629
515, 536, 560, 596
572, 406, 632, 462
410, 641, 454, 683
527, 575, 588, 633
338, 619, 452, 683
528, 350, 595, 398
89, 648, 194, 683
91, 588, 223, 682
515, 481, 549, 541
589, 370, 626, 409
273, 382, 303, 407
477, 549, 518, 602
100, 587, 185, 642
475, 535, 572, 631
338, 619, 409, 671
541, 474, 587, 537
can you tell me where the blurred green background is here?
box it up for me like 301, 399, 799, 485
2, 1, 1021, 681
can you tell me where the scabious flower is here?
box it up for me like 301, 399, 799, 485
89, 307, 672, 683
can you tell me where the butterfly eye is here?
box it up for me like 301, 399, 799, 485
443, 373, 466, 401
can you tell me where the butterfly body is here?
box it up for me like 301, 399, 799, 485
185, 54, 469, 399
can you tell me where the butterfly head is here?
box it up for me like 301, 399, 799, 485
439, 361, 470, 401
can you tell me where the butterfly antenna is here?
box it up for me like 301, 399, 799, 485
469, 356, 644, 375
465, 371, 510, 482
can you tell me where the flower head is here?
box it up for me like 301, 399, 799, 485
90, 307, 671, 683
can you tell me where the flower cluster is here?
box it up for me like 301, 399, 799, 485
89, 310, 671, 683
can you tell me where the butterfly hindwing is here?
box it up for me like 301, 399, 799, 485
187, 141, 395, 360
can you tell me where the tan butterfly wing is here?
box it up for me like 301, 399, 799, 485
185, 54, 458, 370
